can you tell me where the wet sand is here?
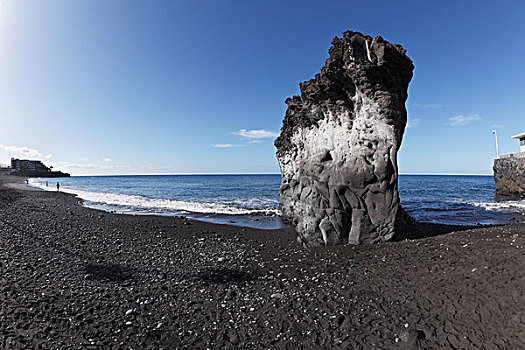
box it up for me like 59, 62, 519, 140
1, 176, 524, 349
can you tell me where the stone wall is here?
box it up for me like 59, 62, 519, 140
494, 154, 525, 197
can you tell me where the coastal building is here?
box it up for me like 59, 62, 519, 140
512, 131, 525, 153
11, 158, 52, 173
9, 158, 70, 177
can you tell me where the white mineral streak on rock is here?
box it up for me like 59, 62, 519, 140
365, 40, 372, 62
275, 31, 414, 246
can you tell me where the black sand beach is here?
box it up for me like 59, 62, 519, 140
1, 176, 524, 349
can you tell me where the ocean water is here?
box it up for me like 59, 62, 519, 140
32, 175, 283, 229
31, 175, 525, 229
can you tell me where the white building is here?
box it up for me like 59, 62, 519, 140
512, 132, 525, 153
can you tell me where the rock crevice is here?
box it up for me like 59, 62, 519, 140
275, 31, 414, 246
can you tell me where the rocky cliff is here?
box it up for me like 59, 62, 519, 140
275, 31, 414, 246
494, 154, 525, 197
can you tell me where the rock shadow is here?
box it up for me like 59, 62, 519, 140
399, 222, 487, 241
84, 263, 134, 282
194, 268, 258, 285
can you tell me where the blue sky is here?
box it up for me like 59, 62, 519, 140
0, 0, 523, 175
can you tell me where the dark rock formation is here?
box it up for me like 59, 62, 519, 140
494, 154, 525, 197
275, 31, 414, 246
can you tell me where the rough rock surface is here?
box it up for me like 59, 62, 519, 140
275, 31, 414, 246
494, 153, 525, 197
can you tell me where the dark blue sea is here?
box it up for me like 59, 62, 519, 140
31, 175, 525, 229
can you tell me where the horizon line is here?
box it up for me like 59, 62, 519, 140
66, 172, 493, 177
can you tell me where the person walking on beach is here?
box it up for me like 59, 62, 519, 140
56, 182, 60, 192
46, 181, 48, 187
26, 179, 29, 185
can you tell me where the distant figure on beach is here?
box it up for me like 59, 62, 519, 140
57, 182, 60, 192
26, 179, 29, 185
46, 181, 48, 187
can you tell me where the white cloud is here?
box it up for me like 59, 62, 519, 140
0, 144, 42, 157
406, 118, 420, 128
59, 162, 129, 169
247, 140, 262, 144
448, 114, 481, 126
103, 158, 111, 162
211, 144, 243, 148
45, 153, 53, 159
233, 129, 278, 139
410, 103, 443, 110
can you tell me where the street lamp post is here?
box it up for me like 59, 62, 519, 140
492, 130, 499, 158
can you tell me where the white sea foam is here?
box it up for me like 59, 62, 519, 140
469, 200, 525, 212
29, 179, 279, 216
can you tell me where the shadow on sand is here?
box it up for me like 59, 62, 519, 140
84, 263, 135, 282
400, 222, 493, 241
194, 268, 259, 285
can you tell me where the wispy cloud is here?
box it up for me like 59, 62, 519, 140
140, 165, 177, 171
406, 118, 420, 128
212, 128, 277, 149
233, 129, 278, 139
0, 144, 42, 157
103, 158, 111, 162
448, 114, 481, 126
45, 153, 53, 159
211, 144, 243, 148
410, 103, 443, 110
59, 162, 129, 170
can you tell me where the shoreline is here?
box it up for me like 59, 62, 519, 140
24, 175, 494, 236
27, 176, 286, 231
1, 175, 524, 348
26, 174, 525, 229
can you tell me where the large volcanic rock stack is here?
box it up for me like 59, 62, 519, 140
275, 31, 414, 246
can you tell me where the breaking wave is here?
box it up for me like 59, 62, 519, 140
29, 179, 279, 217
30, 174, 524, 227
469, 200, 525, 213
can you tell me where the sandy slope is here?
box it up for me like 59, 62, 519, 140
0, 176, 524, 349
